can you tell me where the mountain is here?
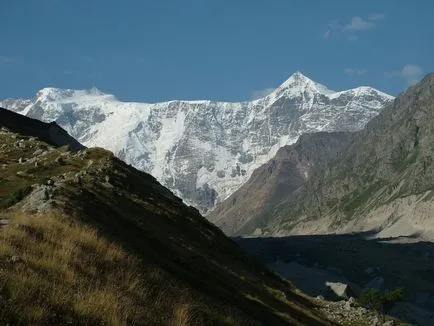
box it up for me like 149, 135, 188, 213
209, 132, 353, 235
255, 73, 434, 239
0, 108, 338, 325
1, 72, 393, 213
0, 107, 84, 151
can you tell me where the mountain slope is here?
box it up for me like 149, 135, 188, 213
260, 73, 434, 239
0, 107, 84, 151
1, 72, 393, 213
0, 110, 336, 325
209, 132, 353, 235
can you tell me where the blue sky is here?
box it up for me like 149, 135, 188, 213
1, 0, 433, 102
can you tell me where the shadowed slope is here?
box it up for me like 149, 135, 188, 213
0, 115, 332, 325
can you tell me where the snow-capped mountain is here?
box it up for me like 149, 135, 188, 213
1, 72, 394, 213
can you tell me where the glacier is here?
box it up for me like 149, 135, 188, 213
1, 72, 394, 213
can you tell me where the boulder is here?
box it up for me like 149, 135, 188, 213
371, 316, 380, 326
344, 297, 356, 310
33, 149, 43, 156
324, 281, 361, 300
382, 320, 396, 326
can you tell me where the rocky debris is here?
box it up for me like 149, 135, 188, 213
74, 172, 85, 185
382, 320, 396, 326
10, 255, 22, 264
319, 297, 401, 325
16, 171, 33, 178
20, 184, 56, 213
55, 156, 64, 164
371, 316, 380, 326
318, 297, 376, 325
344, 297, 356, 310
33, 149, 44, 156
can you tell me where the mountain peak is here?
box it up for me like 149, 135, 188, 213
276, 71, 335, 96
34, 87, 114, 103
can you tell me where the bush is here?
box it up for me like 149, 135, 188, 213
358, 287, 404, 322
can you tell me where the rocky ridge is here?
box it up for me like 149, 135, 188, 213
209, 132, 353, 235
255, 73, 434, 240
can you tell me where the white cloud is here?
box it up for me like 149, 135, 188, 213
344, 17, 375, 31
402, 64, 422, 77
368, 13, 385, 21
325, 14, 385, 41
402, 64, 423, 85
251, 88, 275, 100
385, 64, 423, 86
344, 68, 367, 76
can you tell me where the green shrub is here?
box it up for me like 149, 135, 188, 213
358, 287, 404, 322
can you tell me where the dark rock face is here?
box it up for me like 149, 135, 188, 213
261, 73, 434, 238
0, 108, 84, 152
208, 132, 353, 235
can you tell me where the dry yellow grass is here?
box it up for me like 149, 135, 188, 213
0, 211, 247, 325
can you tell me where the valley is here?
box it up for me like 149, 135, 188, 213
236, 234, 434, 325
2, 2, 433, 325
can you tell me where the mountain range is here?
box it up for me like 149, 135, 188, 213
0, 72, 394, 213
215, 73, 434, 240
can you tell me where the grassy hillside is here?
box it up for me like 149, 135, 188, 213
0, 122, 333, 325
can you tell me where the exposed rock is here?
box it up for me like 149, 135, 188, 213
256, 73, 434, 240
344, 297, 356, 310
33, 149, 44, 156
382, 320, 396, 326
209, 132, 353, 235
10, 255, 22, 263
323, 281, 361, 300
371, 316, 380, 326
